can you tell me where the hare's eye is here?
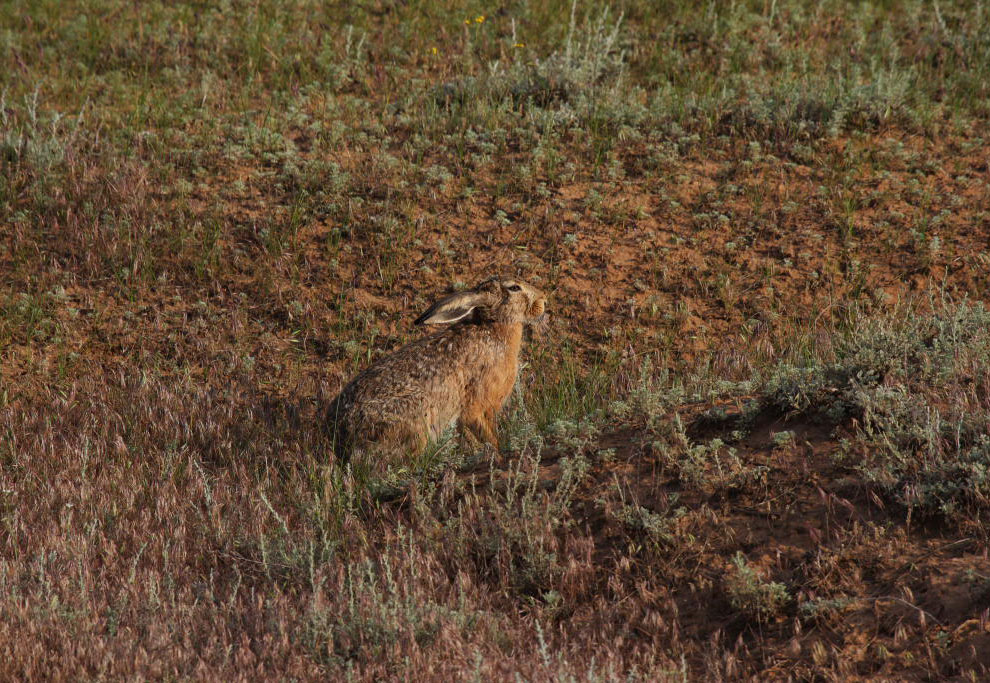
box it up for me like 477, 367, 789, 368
506, 284, 522, 292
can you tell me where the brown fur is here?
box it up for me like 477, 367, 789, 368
328, 278, 546, 464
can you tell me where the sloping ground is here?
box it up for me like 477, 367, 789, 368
2, 376, 988, 679
609, 409, 987, 678
3, 0, 990, 679
4, 133, 989, 397
410, 402, 990, 679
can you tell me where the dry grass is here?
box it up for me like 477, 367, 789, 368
3, 0, 990, 679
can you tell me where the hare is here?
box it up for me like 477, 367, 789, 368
328, 277, 547, 464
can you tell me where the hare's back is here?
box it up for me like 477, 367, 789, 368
337, 333, 468, 428
348, 334, 461, 397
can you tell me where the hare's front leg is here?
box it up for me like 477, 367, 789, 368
459, 410, 498, 450
482, 408, 499, 448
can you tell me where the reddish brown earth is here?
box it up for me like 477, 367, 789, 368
4, 126, 990, 679
429, 402, 990, 679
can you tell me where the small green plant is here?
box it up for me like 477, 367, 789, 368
610, 500, 684, 549
653, 417, 765, 494
0, 291, 60, 344
798, 597, 856, 625
724, 553, 792, 622
771, 430, 794, 447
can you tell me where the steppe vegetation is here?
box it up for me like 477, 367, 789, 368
2, 0, 990, 678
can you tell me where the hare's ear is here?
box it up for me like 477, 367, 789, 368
414, 290, 493, 325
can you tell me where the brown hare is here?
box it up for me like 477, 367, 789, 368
328, 277, 547, 464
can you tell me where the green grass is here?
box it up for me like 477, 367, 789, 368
3, 0, 990, 679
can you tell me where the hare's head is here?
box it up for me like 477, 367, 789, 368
414, 277, 547, 327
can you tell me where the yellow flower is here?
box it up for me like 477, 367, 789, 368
464, 18, 471, 24
513, 42, 525, 48
431, 46, 438, 55
475, 15, 485, 23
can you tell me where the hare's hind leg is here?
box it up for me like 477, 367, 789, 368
343, 420, 429, 471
